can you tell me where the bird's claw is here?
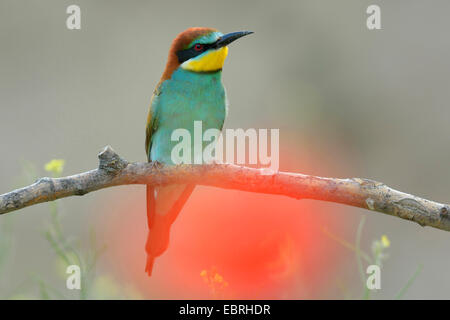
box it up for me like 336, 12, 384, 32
151, 160, 163, 169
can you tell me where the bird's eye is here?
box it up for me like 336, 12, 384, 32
194, 43, 203, 51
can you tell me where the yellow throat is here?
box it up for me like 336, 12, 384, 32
181, 46, 229, 72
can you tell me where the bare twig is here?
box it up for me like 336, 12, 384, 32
1, 146, 449, 231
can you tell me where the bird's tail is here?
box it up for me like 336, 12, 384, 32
145, 184, 195, 277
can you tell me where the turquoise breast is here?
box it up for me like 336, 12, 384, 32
149, 68, 227, 164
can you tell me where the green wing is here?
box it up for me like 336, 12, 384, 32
145, 86, 162, 159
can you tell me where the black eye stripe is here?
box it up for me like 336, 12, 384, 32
176, 42, 214, 64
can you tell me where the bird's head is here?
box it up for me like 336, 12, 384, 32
160, 27, 253, 81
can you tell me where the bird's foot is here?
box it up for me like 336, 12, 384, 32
151, 160, 162, 167
150, 160, 164, 170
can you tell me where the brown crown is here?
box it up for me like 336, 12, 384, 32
159, 27, 217, 83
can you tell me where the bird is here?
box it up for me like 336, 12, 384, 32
144, 27, 253, 276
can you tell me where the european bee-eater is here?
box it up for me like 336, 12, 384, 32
145, 27, 252, 276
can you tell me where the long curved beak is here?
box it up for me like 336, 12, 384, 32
214, 31, 253, 49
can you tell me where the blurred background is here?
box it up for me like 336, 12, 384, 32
0, 0, 449, 299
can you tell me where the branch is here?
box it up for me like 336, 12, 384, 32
1, 146, 449, 232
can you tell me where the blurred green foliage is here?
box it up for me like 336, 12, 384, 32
323, 217, 422, 300
0, 159, 142, 300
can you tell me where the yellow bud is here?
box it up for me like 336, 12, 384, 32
381, 235, 390, 248
214, 273, 223, 283
45, 159, 65, 176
